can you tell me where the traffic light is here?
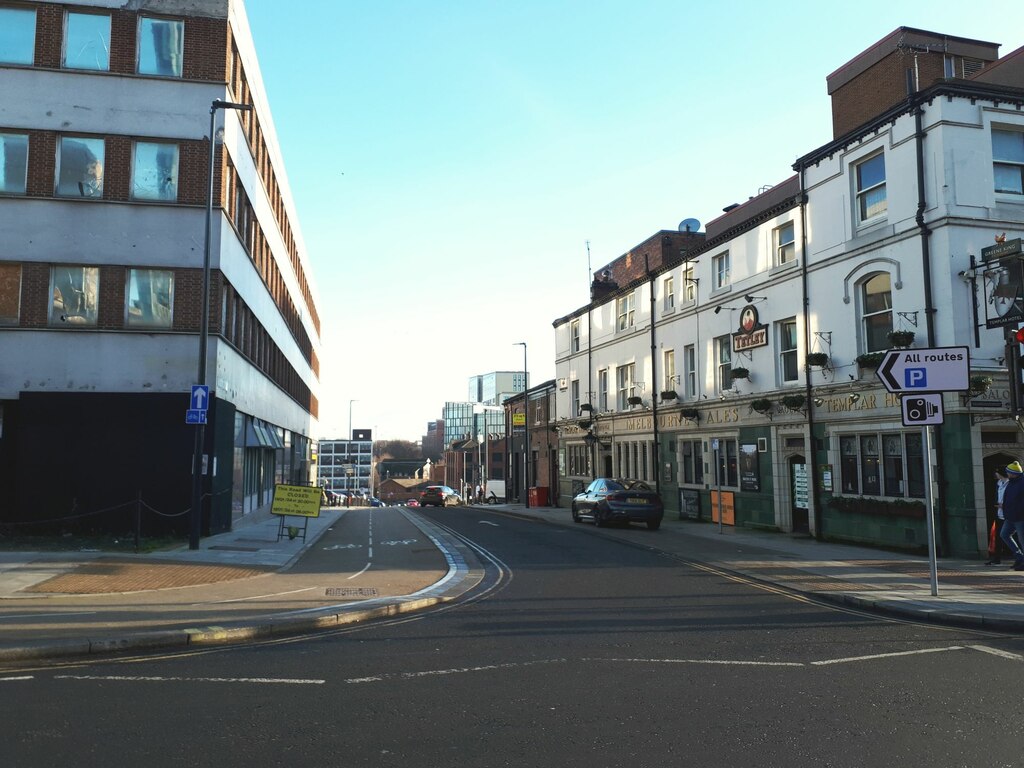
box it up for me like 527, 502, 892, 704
1009, 326, 1024, 413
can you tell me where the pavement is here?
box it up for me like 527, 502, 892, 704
2, 502, 1024, 664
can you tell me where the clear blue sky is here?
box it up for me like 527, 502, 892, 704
244, 0, 1024, 442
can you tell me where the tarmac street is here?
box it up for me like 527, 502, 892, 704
2, 501, 1024, 664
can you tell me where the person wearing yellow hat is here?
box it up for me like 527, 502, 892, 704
1000, 461, 1024, 570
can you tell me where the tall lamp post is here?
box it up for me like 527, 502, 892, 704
348, 399, 358, 496
515, 342, 529, 508
190, 98, 251, 551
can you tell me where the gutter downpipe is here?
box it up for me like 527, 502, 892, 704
914, 98, 948, 555
798, 169, 822, 539
647, 256, 661, 495
588, 291, 595, 480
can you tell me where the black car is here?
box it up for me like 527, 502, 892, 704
420, 485, 462, 507
571, 478, 663, 530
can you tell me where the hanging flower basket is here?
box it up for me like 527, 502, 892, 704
680, 408, 700, 421
660, 390, 678, 401
730, 367, 750, 380
627, 395, 643, 406
750, 398, 774, 415
578, 419, 593, 430
887, 330, 915, 348
855, 351, 886, 369
781, 394, 807, 412
806, 352, 830, 368
966, 375, 993, 397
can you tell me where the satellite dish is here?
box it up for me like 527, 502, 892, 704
678, 218, 701, 233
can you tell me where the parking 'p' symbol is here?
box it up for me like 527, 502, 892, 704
905, 368, 927, 388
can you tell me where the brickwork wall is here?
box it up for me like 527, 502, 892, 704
183, 16, 228, 81
831, 53, 946, 138
110, 10, 137, 74
598, 231, 704, 290
34, 4, 62, 68
26, 132, 56, 198
97, 264, 125, 328
104, 136, 132, 201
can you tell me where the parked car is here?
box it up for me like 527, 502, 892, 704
368, 497, 384, 507
322, 489, 344, 507
406, 498, 420, 507
420, 485, 462, 507
571, 478, 663, 530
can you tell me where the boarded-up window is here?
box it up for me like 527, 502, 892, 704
0, 263, 21, 324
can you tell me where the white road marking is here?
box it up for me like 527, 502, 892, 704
199, 587, 319, 605
344, 659, 566, 684
55, 675, 324, 685
594, 657, 804, 667
810, 646, 963, 666
968, 644, 1024, 661
323, 544, 361, 550
479, 521, 499, 526
341, 645, 1015, 685
1, 676, 34, 681
346, 563, 371, 580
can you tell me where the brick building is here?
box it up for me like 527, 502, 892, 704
0, 1, 322, 536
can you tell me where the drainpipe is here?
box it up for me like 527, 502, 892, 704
647, 255, 660, 494
798, 168, 822, 539
588, 296, 595, 480
913, 99, 948, 555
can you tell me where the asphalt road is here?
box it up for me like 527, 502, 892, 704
4, 506, 1024, 768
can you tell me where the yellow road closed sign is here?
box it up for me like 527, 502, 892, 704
271, 484, 322, 518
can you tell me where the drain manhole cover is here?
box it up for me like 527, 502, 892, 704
325, 587, 379, 598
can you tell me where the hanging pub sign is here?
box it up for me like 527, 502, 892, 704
982, 238, 1024, 329
732, 304, 768, 352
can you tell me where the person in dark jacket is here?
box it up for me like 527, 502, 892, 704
999, 461, 1024, 570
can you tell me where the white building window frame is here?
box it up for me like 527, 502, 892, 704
663, 349, 676, 393
616, 363, 635, 411
860, 272, 893, 353
682, 263, 697, 305
853, 150, 887, 226
993, 126, 1024, 197
684, 344, 697, 399
778, 318, 799, 384
774, 221, 796, 267
663, 276, 675, 314
712, 252, 730, 290
716, 335, 732, 393
616, 292, 636, 332
570, 319, 580, 353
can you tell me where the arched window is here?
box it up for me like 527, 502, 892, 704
861, 273, 892, 352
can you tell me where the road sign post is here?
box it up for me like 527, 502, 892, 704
875, 346, 970, 598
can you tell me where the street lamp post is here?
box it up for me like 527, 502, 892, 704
348, 399, 358, 495
515, 342, 529, 508
189, 98, 251, 551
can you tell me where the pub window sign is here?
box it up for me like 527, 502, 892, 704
732, 304, 768, 352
